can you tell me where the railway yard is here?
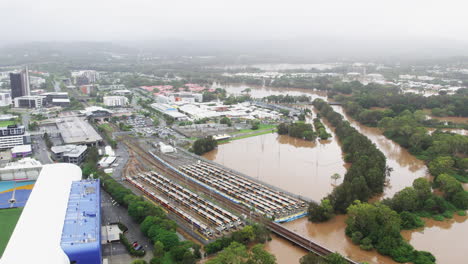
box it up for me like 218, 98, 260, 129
121, 138, 358, 263
121, 138, 307, 235
179, 162, 306, 220
126, 171, 243, 238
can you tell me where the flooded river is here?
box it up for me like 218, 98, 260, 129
203, 85, 467, 264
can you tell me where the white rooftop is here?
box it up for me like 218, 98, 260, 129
51, 144, 87, 157
0, 163, 82, 264
11, 144, 32, 153
3, 157, 42, 169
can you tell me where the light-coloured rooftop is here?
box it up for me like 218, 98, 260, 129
56, 117, 102, 144
0, 163, 82, 264
51, 144, 87, 158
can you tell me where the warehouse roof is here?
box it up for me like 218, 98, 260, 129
0, 163, 82, 264
56, 117, 102, 144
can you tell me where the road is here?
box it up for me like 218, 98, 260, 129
110, 142, 130, 181
22, 112, 30, 131
54, 81, 61, 92
31, 135, 52, 164
101, 187, 153, 263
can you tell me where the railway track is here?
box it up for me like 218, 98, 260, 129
121, 139, 359, 264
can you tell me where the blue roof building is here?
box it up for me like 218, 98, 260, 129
60, 179, 101, 264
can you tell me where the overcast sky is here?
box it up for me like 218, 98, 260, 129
3, 0, 468, 44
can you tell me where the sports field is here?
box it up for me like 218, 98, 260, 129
0, 207, 23, 257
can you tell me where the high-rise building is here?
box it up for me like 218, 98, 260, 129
9, 68, 30, 99
9, 73, 22, 99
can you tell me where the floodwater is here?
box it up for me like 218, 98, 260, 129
203, 85, 467, 264
214, 83, 328, 99
204, 132, 347, 201
218, 63, 339, 71
332, 106, 430, 199
430, 115, 468, 124
401, 214, 468, 264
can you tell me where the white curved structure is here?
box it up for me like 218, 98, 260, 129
0, 163, 82, 264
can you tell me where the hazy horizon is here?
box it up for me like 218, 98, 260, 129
3, 0, 468, 59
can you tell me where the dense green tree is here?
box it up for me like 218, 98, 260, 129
192, 136, 217, 155
412, 178, 432, 202
206, 242, 249, 264
324, 253, 348, 264
389, 187, 419, 212
308, 199, 334, 222
435, 174, 463, 199
220, 117, 232, 127
428, 156, 455, 177
153, 241, 165, 258
299, 253, 326, 264
247, 244, 276, 264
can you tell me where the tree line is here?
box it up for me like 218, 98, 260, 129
309, 99, 388, 216
313, 117, 332, 140
261, 94, 311, 104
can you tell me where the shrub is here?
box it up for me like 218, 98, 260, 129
351, 231, 363, 245
360, 237, 373, 251
432, 215, 444, 221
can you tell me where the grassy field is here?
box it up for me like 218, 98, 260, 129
0, 207, 23, 257
232, 124, 277, 135
0, 120, 15, 127
219, 129, 277, 144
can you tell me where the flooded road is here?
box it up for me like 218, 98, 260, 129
204, 85, 466, 263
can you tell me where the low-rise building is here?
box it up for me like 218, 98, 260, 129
13, 95, 46, 108
51, 145, 88, 164
42, 92, 70, 106
0, 92, 12, 107
0, 124, 30, 149
11, 144, 32, 157
103, 96, 128, 107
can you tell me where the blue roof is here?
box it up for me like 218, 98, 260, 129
60, 179, 101, 264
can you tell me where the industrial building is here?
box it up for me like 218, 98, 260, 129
103, 95, 128, 107
0, 164, 102, 264
0, 124, 30, 149
51, 145, 88, 164
55, 117, 103, 146
150, 103, 189, 121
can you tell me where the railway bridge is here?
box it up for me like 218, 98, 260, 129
122, 140, 360, 264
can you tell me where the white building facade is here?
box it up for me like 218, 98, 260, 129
103, 96, 128, 107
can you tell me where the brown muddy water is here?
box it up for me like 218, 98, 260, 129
203, 85, 467, 264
